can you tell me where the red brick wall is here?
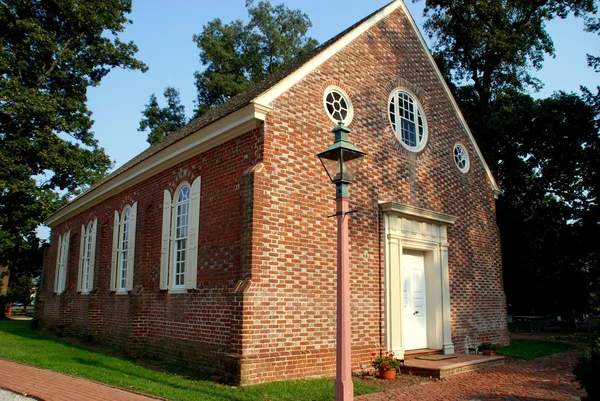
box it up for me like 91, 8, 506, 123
238, 6, 508, 383
38, 127, 264, 376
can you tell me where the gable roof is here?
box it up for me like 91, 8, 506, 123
46, 0, 499, 227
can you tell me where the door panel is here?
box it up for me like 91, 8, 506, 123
403, 250, 427, 350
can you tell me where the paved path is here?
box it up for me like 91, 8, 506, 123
358, 349, 585, 400
0, 359, 161, 401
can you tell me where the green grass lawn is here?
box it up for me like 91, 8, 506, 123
0, 320, 380, 401
497, 339, 578, 360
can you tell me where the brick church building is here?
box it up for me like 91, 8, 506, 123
36, 0, 509, 385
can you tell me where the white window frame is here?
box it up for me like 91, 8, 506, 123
160, 177, 201, 292
110, 203, 137, 293
77, 219, 97, 294
118, 206, 131, 292
323, 86, 354, 125
54, 231, 70, 294
388, 89, 428, 152
171, 183, 191, 290
453, 143, 470, 173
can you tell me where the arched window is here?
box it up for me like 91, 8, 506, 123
388, 89, 427, 151
160, 177, 201, 292
172, 184, 191, 289
110, 203, 137, 292
77, 220, 97, 293
54, 231, 71, 294
118, 206, 131, 291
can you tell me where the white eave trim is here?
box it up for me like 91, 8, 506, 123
46, 103, 271, 227
396, 1, 500, 197
379, 202, 457, 225
253, 1, 403, 106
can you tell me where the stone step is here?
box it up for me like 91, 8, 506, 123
402, 354, 505, 379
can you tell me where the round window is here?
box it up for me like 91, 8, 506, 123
324, 87, 353, 125
453, 143, 470, 173
388, 89, 427, 152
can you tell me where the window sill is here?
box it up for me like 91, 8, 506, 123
167, 288, 188, 294
115, 291, 128, 295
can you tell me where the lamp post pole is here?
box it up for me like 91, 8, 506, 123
317, 123, 366, 401
335, 194, 352, 401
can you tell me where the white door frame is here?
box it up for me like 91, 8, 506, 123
380, 202, 456, 359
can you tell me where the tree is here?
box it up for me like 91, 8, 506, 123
192, 0, 318, 117
489, 90, 600, 315
418, 0, 600, 315
0, 0, 147, 278
419, 0, 596, 134
139, 87, 186, 145
585, 16, 600, 72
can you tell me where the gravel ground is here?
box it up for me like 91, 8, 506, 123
0, 389, 31, 401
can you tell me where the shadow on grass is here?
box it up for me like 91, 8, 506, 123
0, 319, 376, 401
0, 320, 250, 401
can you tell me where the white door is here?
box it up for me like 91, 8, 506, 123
403, 250, 427, 350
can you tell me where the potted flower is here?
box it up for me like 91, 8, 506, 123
478, 338, 500, 356
371, 351, 403, 380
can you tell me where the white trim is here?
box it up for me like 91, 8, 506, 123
254, 1, 404, 106
383, 210, 454, 359
54, 234, 62, 293
54, 231, 70, 294
160, 190, 172, 291
396, 1, 500, 196
77, 225, 85, 292
379, 202, 456, 225
46, 104, 267, 227
88, 218, 98, 292
126, 202, 137, 292
185, 176, 201, 290
110, 210, 120, 292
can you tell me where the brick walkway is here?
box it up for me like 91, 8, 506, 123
0, 359, 161, 401
358, 349, 585, 400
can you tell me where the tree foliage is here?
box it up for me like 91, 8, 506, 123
419, 0, 596, 133
139, 87, 186, 145
192, 0, 318, 117
419, 0, 600, 315
0, 0, 147, 275
486, 90, 600, 314
585, 16, 600, 72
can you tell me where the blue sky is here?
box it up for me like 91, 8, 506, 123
86, 0, 598, 172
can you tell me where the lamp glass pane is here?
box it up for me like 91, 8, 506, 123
318, 152, 341, 183
341, 149, 365, 182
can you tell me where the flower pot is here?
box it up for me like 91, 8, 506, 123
378, 368, 397, 380
482, 350, 497, 356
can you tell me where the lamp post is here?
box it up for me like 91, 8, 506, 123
317, 122, 366, 401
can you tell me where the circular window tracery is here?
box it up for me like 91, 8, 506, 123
453, 143, 470, 173
388, 89, 427, 152
324, 87, 353, 125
